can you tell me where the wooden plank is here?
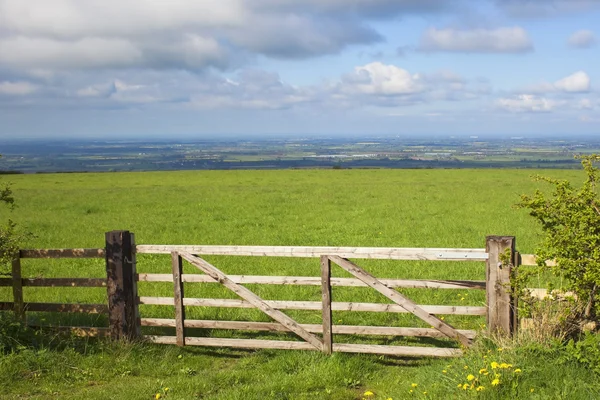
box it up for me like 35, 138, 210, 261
332, 343, 462, 357
178, 252, 323, 350
328, 256, 472, 347
12, 255, 24, 321
19, 248, 105, 259
144, 335, 462, 357
25, 278, 106, 287
137, 245, 488, 261
106, 231, 138, 341
140, 318, 477, 339
1, 277, 108, 287
486, 236, 516, 336
29, 325, 109, 337
320, 255, 333, 354
528, 288, 577, 300
137, 273, 486, 290
519, 254, 556, 267
171, 252, 185, 346
130, 233, 141, 338
138, 297, 487, 315
0, 302, 107, 313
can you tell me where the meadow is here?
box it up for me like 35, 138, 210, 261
1, 168, 598, 399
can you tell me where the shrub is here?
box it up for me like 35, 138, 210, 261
518, 154, 600, 320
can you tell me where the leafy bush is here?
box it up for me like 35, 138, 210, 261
518, 155, 600, 320
563, 333, 600, 373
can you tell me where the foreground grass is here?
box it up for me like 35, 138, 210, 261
0, 168, 596, 398
1, 336, 598, 399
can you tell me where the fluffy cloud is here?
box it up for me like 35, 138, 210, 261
0, 0, 460, 73
333, 62, 490, 107
339, 62, 425, 96
419, 27, 533, 53
568, 30, 596, 48
522, 71, 591, 93
496, 94, 556, 112
553, 71, 591, 93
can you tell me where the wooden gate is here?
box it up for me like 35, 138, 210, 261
138, 244, 497, 357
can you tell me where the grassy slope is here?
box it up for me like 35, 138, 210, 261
0, 168, 596, 399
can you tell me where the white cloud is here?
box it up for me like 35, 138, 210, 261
497, 94, 557, 113
0, 0, 458, 73
521, 71, 591, 94
0, 81, 38, 95
340, 62, 425, 95
568, 30, 596, 48
554, 71, 591, 93
419, 26, 533, 53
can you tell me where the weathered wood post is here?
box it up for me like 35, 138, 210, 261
171, 252, 186, 346
105, 231, 140, 340
12, 253, 24, 321
486, 236, 517, 336
320, 255, 333, 354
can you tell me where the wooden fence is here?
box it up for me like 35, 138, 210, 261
0, 231, 526, 357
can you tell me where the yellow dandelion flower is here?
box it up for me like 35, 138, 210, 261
155, 394, 161, 400
457, 384, 462, 388
460, 297, 465, 301
409, 389, 413, 393
423, 391, 427, 395
387, 398, 393, 400
164, 388, 169, 392
462, 383, 469, 390
530, 388, 535, 392
463, 365, 469, 370
476, 386, 485, 392
479, 368, 487, 375
514, 368, 522, 374
440, 316, 445, 320
491, 378, 500, 386
364, 391, 375, 397
490, 362, 499, 369
467, 374, 475, 381
442, 370, 447, 373
499, 363, 512, 369
411, 383, 418, 388
498, 348, 503, 352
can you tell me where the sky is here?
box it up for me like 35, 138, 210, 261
0, 0, 598, 140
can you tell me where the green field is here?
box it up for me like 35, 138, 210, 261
1, 168, 598, 399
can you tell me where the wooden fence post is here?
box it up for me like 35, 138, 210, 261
105, 230, 140, 341
320, 255, 333, 354
486, 236, 516, 336
171, 252, 186, 346
12, 253, 24, 321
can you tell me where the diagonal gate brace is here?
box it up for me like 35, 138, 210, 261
328, 256, 472, 347
178, 251, 324, 350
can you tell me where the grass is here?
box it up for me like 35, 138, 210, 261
0, 168, 597, 399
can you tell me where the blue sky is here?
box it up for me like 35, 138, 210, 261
0, 0, 598, 139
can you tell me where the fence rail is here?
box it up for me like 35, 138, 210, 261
136, 245, 488, 261
137, 273, 486, 289
1, 231, 525, 357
